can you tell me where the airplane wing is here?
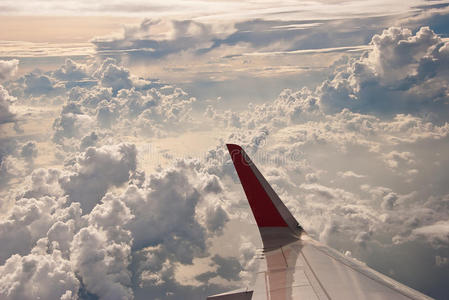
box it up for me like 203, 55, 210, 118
207, 144, 434, 300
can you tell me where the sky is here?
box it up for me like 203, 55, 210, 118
1, 0, 449, 299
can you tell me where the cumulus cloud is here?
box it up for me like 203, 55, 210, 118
0, 60, 18, 82
0, 191, 84, 265
0, 60, 18, 124
80, 132, 99, 150
205, 205, 229, 235
0, 140, 233, 299
59, 143, 137, 213
0, 85, 15, 124
71, 194, 134, 300
24, 72, 57, 96
410, 221, 449, 248
318, 26, 449, 118
20, 141, 38, 163
0, 245, 80, 300
45, 59, 197, 146
53, 58, 90, 82
205, 88, 321, 130
99, 62, 132, 94
53, 111, 96, 145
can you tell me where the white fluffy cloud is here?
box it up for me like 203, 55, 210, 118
59, 143, 137, 213
410, 221, 449, 247
0, 60, 18, 82
0, 245, 80, 300
53, 59, 89, 82
319, 27, 449, 118
0, 85, 15, 124
45, 59, 197, 147
0, 140, 233, 299
71, 194, 134, 300
0, 60, 18, 124
98, 60, 132, 94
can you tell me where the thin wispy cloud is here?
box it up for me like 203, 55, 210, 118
0, 0, 437, 19
0, 41, 94, 58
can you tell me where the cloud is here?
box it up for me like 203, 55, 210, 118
0, 0, 437, 20
24, 72, 57, 96
98, 61, 132, 95
337, 171, 366, 179
368, 27, 440, 80
318, 27, 449, 118
89, 15, 392, 87
52, 111, 96, 144
205, 204, 229, 235
205, 88, 321, 130
0, 85, 16, 124
410, 221, 449, 248
119, 159, 231, 267
59, 143, 137, 213
382, 150, 415, 169
20, 141, 38, 163
203, 27, 449, 129
196, 255, 243, 283
0, 140, 233, 299
71, 194, 134, 300
0, 244, 80, 300
0, 60, 18, 124
53, 58, 89, 82
93, 19, 220, 61
41, 59, 197, 145
403, 5, 449, 36
0, 59, 18, 81
0, 192, 81, 264
80, 132, 99, 150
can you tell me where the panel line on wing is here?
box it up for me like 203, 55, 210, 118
300, 248, 332, 300
308, 242, 424, 299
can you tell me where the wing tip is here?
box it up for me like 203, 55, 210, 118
226, 143, 242, 151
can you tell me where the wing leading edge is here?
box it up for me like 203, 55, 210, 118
207, 144, 434, 300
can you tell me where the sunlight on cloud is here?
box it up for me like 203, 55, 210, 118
1, 1, 449, 299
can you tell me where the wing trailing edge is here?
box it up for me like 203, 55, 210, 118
207, 288, 253, 300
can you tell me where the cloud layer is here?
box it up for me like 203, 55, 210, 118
1, 24, 449, 300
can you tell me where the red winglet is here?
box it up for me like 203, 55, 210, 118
227, 144, 289, 227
